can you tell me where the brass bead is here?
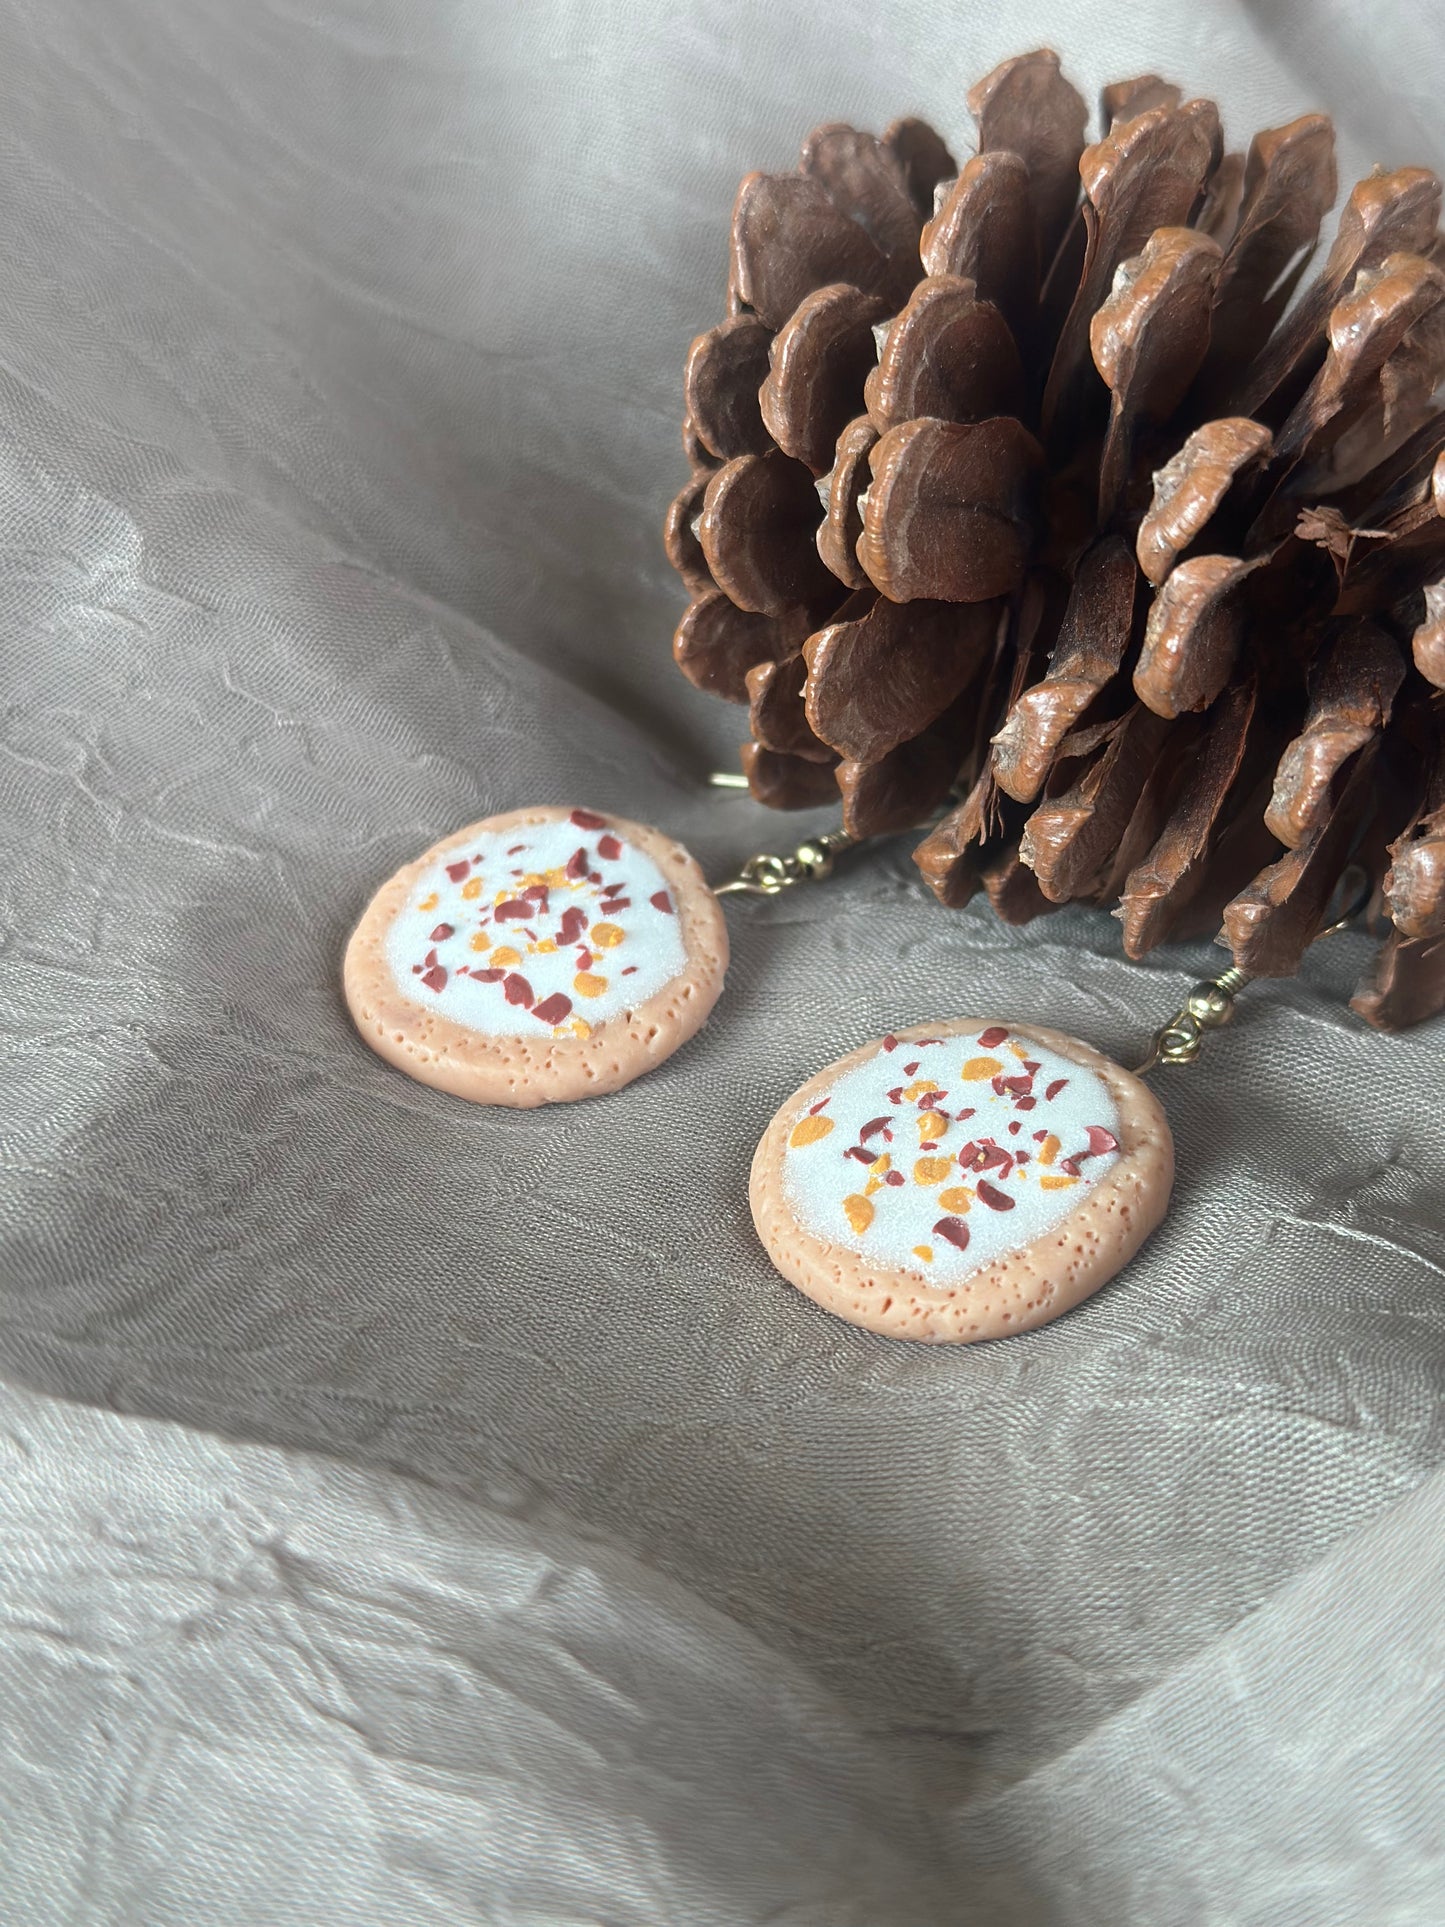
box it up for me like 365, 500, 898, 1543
1186, 981, 1236, 1028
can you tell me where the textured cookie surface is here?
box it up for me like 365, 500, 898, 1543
344, 806, 727, 1105
751, 1019, 1173, 1342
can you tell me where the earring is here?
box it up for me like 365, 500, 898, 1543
748, 881, 1368, 1344
342, 801, 858, 1106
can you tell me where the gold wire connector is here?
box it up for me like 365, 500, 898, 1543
1134, 865, 1371, 1074
714, 828, 859, 896
1135, 967, 1252, 1075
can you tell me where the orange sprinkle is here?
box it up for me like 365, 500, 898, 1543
1040, 1173, 1078, 1190
1039, 1133, 1061, 1167
902, 1078, 936, 1102
592, 922, 625, 949
843, 1194, 874, 1235
789, 1114, 835, 1148
535, 938, 557, 953
913, 1156, 952, 1186
570, 1018, 592, 1038
869, 1152, 891, 1174
491, 945, 521, 968
937, 1186, 973, 1213
574, 972, 608, 998
962, 1055, 1003, 1080
913, 1245, 934, 1264
1010, 1043, 1030, 1061
461, 877, 483, 901
418, 892, 439, 912
917, 1111, 947, 1144
469, 931, 491, 953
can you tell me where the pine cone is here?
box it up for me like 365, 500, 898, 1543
664, 49, 1445, 1029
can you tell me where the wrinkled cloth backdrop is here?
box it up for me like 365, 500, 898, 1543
2, 2, 1444, 1922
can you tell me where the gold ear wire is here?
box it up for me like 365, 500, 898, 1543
1135, 967, 1251, 1074
714, 828, 859, 897
1134, 866, 1373, 1075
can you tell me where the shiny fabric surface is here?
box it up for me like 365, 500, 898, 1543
2, 3, 1443, 1919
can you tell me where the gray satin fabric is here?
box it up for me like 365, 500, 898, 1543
2, 3, 1443, 1921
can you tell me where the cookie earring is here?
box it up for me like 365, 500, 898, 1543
342, 803, 859, 1106
749, 883, 1367, 1345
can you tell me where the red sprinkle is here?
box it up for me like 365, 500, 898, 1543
622, 965, 638, 975
1058, 1125, 1122, 1179
445, 859, 470, 882
859, 1116, 893, 1140
597, 833, 623, 860
1008, 1121, 1021, 1136
601, 897, 632, 913
956, 1107, 976, 1122
557, 906, 587, 945
650, 890, 674, 914
474, 968, 505, 983
421, 965, 448, 992
523, 883, 550, 904
566, 847, 589, 880
933, 1216, 971, 1251
976, 1178, 1015, 1211
1023, 1060, 1042, 1074
577, 948, 593, 970
845, 1145, 875, 1165
430, 922, 455, 942
570, 809, 607, 830
506, 843, 525, 855
903, 1061, 920, 1076
884, 1170, 905, 1186
495, 898, 532, 920
1016, 1096, 1037, 1111
532, 992, 572, 1026
978, 1026, 1009, 1049
503, 973, 534, 1006
881, 1035, 899, 1052
808, 1098, 831, 1115
1045, 1078, 1068, 1102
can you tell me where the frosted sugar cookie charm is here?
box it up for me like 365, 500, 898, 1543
344, 806, 727, 1105
751, 1019, 1173, 1342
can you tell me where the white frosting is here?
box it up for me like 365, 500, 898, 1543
385, 812, 688, 1036
781, 1025, 1122, 1283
